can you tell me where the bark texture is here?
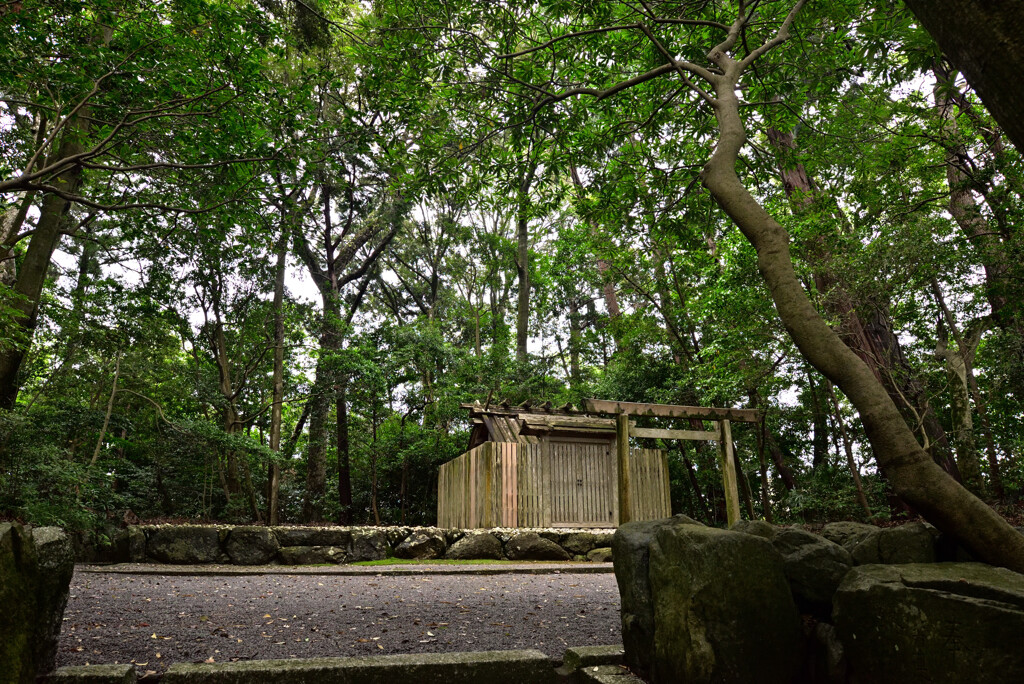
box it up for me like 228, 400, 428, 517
904, 0, 1024, 154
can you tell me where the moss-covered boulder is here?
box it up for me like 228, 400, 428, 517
772, 528, 852, 616
505, 532, 571, 561
849, 522, 937, 565
612, 517, 701, 679
32, 527, 75, 673
1, 522, 38, 682
225, 527, 279, 565
614, 517, 801, 683
146, 526, 221, 564
0, 523, 75, 682
821, 521, 877, 550
560, 532, 602, 556
349, 529, 387, 562
394, 529, 447, 560
445, 532, 503, 560
834, 563, 1024, 683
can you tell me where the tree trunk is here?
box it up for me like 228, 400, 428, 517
826, 381, 873, 517
568, 297, 582, 384
681, 448, 712, 523
337, 380, 352, 524
767, 125, 960, 479
932, 281, 1006, 498
0, 142, 83, 409
701, 59, 1024, 571
568, 164, 622, 342
89, 351, 121, 467
808, 372, 829, 469
267, 230, 288, 525
904, 0, 1024, 154
1, 112, 47, 287
302, 356, 329, 523
515, 210, 530, 364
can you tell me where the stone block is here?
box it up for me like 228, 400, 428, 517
225, 527, 279, 566
161, 649, 554, 683
834, 563, 1024, 683
45, 664, 136, 683
147, 526, 221, 564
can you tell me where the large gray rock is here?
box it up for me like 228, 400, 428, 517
849, 522, 937, 565
821, 521, 877, 550
349, 529, 388, 562
31, 527, 75, 674
614, 518, 801, 683
613, 519, 669, 679
446, 532, 503, 560
771, 528, 852, 616
385, 527, 413, 547
147, 526, 221, 564
505, 532, 571, 561
225, 527, 280, 565
730, 519, 778, 539
278, 546, 347, 565
394, 529, 447, 560
1, 522, 40, 682
650, 525, 802, 683
612, 516, 702, 679
561, 532, 606, 556
834, 563, 1024, 683
0, 523, 75, 681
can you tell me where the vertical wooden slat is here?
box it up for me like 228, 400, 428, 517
512, 446, 520, 528
718, 419, 741, 527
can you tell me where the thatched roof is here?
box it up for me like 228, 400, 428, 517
462, 401, 620, 450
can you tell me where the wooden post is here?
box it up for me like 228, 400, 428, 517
617, 412, 632, 525
718, 419, 741, 527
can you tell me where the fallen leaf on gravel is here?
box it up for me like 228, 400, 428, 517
205, 657, 215, 663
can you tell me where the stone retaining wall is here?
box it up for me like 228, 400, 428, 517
91, 525, 616, 565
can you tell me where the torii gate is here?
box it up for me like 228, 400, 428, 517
584, 399, 762, 527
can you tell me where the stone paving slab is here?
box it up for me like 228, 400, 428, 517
76, 562, 614, 577
161, 649, 555, 683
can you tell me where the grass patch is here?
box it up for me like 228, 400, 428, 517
350, 558, 516, 566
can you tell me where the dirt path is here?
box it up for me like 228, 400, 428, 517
58, 571, 622, 677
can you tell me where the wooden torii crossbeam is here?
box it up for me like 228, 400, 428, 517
584, 399, 761, 527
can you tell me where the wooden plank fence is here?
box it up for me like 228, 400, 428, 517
438, 442, 670, 528
629, 448, 672, 521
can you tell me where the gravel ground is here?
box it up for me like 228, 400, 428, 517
58, 571, 622, 677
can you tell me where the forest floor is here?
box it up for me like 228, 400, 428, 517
57, 569, 622, 678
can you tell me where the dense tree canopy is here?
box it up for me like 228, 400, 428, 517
2, 1, 1023, 566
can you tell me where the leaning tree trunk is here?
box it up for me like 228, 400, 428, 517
904, 0, 1024, 155
701, 57, 1024, 571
